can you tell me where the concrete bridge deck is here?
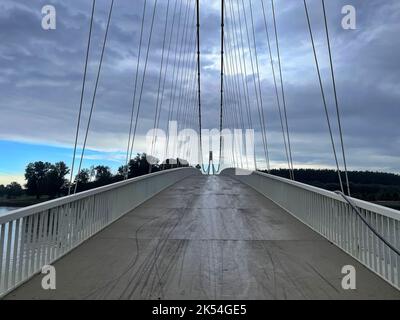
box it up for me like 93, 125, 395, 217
5, 175, 400, 299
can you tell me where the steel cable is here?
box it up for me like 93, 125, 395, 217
74, 0, 114, 194
128, 0, 159, 162
238, 0, 270, 172
303, 0, 345, 194
260, 0, 293, 179
322, 0, 351, 196
124, 0, 148, 179
68, 0, 96, 195
271, 0, 295, 179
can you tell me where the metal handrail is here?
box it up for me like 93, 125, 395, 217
222, 168, 400, 221
335, 191, 400, 256
0, 167, 191, 224
0, 167, 200, 297
221, 168, 400, 290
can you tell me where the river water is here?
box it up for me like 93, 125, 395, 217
0, 206, 19, 216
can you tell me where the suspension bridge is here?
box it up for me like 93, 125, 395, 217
1, 0, 400, 299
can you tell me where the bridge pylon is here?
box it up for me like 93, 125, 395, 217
207, 151, 216, 175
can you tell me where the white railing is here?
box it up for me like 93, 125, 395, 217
0, 167, 200, 297
221, 168, 400, 290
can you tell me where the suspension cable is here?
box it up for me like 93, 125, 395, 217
227, 0, 256, 170
260, 0, 291, 177
225, 20, 247, 169
336, 191, 400, 256
175, 8, 197, 132
222, 62, 236, 168
150, 0, 172, 159
128, 0, 159, 162
182, 57, 198, 130
225, 1, 250, 169
216, 0, 224, 172
322, 0, 351, 196
68, 0, 96, 195
259, 0, 292, 179
164, 0, 190, 163
239, 0, 270, 172
170, 3, 195, 162
152, 0, 179, 162
176, 24, 197, 160
74, 0, 114, 194
225, 41, 243, 168
124, 0, 147, 179
271, 0, 295, 180
303, 0, 344, 194
180, 46, 197, 136
228, 0, 252, 131
171, 2, 192, 124
196, 0, 205, 170
249, 0, 270, 170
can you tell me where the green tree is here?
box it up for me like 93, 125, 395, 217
73, 169, 92, 192
94, 165, 113, 185
75, 169, 90, 185
45, 162, 70, 198
120, 153, 160, 178
0, 184, 5, 197
129, 153, 151, 177
5, 182, 23, 199
25, 161, 51, 199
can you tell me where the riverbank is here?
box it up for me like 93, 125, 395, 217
0, 206, 20, 215
0, 195, 49, 208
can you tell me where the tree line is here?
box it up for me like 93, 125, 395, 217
3, 164, 399, 203
0, 182, 24, 199
265, 168, 400, 202
0, 153, 191, 200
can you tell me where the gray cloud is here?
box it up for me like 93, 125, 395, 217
0, 0, 399, 173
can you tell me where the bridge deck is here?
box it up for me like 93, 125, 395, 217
5, 175, 400, 299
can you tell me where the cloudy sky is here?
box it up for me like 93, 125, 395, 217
0, 0, 399, 185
